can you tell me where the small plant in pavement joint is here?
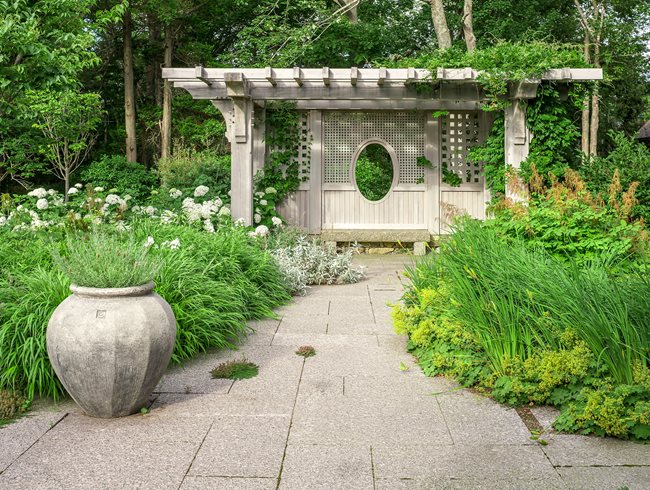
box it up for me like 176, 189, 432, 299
211, 358, 259, 380
296, 345, 316, 358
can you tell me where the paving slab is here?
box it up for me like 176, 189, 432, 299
0, 427, 199, 489
276, 315, 329, 335
541, 433, 650, 467
372, 444, 559, 481
189, 415, 290, 478
435, 390, 533, 445
180, 476, 276, 490
557, 466, 650, 490
0, 411, 66, 472
279, 444, 373, 489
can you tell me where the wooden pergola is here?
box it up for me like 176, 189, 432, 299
162, 66, 602, 240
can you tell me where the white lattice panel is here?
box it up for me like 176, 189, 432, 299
323, 112, 426, 184
441, 112, 485, 185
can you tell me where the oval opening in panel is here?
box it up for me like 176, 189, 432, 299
354, 143, 394, 202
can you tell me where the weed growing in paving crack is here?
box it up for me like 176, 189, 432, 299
295, 345, 316, 358
211, 358, 259, 380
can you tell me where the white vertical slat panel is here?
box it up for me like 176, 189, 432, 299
277, 190, 309, 228
440, 190, 486, 232
322, 190, 426, 229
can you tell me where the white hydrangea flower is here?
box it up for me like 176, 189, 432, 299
247, 231, 257, 238
132, 205, 141, 213
260, 199, 268, 206
74, 213, 82, 220
92, 217, 103, 225
271, 216, 283, 227
94, 198, 102, 203
218, 206, 230, 217
169, 238, 181, 250
105, 194, 122, 205
144, 236, 155, 248
254, 191, 265, 197
16, 205, 23, 211
254, 213, 261, 224
254, 225, 269, 237
194, 185, 209, 197
67, 187, 79, 195
0, 216, 6, 226
160, 210, 178, 224
234, 218, 245, 227
169, 188, 182, 199
51, 198, 64, 207
74, 183, 83, 189
28, 188, 48, 198
47, 189, 57, 196
115, 221, 131, 232
94, 186, 104, 192
265, 187, 277, 194
144, 206, 156, 216
214, 197, 223, 208
203, 219, 215, 233
36, 198, 49, 210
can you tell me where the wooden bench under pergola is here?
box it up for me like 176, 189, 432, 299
162, 66, 602, 246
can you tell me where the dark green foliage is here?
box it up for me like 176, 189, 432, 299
393, 41, 588, 107
80, 155, 158, 201
157, 148, 231, 200
488, 169, 648, 267
211, 358, 259, 380
581, 132, 650, 222
295, 345, 316, 358
354, 145, 393, 201
256, 103, 307, 204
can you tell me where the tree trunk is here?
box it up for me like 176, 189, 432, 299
123, 9, 138, 163
581, 32, 591, 156
161, 22, 173, 160
334, 0, 358, 23
462, 0, 476, 52
64, 169, 70, 203
429, 0, 452, 49
589, 89, 599, 156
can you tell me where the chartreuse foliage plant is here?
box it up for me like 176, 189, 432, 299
395, 220, 650, 440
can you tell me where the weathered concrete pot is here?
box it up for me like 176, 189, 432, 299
47, 282, 176, 418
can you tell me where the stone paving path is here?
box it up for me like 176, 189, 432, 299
1, 255, 649, 489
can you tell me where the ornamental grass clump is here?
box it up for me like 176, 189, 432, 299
210, 358, 259, 380
52, 231, 162, 288
0, 389, 28, 421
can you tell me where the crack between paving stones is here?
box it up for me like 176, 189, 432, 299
275, 357, 306, 490
366, 285, 377, 324
1, 412, 69, 476
370, 446, 377, 490
554, 464, 650, 468
177, 421, 214, 490
434, 397, 455, 445
270, 315, 283, 346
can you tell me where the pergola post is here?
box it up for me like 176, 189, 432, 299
504, 98, 531, 201
223, 73, 255, 225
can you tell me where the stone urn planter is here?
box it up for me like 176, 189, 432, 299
47, 281, 176, 418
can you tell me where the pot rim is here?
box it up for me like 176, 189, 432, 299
70, 281, 155, 298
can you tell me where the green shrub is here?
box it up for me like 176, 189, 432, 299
157, 147, 231, 199
52, 231, 162, 288
80, 155, 158, 201
488, 168, 648, 267
354, 146, 393, 201
580, 131, 650, 222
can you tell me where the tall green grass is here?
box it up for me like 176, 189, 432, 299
0, 223, 291, 399
418, 221, 649, 384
